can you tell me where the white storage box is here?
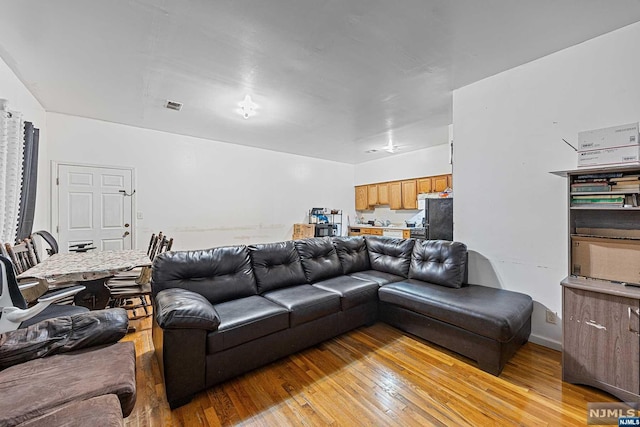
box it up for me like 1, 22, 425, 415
578, 122, 638, 151
578, 145, 640, 167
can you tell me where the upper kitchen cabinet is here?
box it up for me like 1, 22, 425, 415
367, 184, 378, 206
433, 175, 449, 192
355, 174, 452, 211
388, 181, 403, 210
377, 183, 389, 205
417, 177, 432, 194
401, 180, 418, 209
355, 185, 368, 210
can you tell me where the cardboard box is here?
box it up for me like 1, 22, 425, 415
578, 122, 639, 151
577, 145, 640, 167
576, 228, 640, 239
571, 235, 640, 284
292, 223, 315, 239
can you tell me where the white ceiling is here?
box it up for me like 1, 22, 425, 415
2, 1, 640, 164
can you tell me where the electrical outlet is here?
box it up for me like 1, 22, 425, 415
545, 310, 558, 324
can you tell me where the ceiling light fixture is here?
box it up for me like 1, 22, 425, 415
383, 139, 399, 153
238, 94, 257, 119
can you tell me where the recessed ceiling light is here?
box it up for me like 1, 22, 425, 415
165, 100, 183, 111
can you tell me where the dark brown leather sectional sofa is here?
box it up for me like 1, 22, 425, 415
151, 236, 533, 409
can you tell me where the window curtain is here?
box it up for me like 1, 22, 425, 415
0, 100, 25, 244
16, 122, 39, 240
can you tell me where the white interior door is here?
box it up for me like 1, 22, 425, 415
57, 164, 134, 252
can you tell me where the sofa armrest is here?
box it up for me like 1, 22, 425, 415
155, 288, 220, 331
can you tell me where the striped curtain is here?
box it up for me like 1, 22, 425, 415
0, 100, 24, 244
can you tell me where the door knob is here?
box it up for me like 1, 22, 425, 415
124, 223, 130, 228
123, 231, 130, 237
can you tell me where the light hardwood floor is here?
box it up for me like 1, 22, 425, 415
122, 317, 615, 426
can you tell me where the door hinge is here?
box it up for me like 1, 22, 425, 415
56, 177, 59, 185
56, 225, 59, 233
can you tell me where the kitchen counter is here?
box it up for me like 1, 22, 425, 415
348, 226, 417, 238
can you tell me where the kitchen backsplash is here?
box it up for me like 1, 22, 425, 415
350, 206, 424, 227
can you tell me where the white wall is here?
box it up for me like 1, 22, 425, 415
0, 56, 49, 232
453, 22, 640, 349
355, 144, 451, 185
46, 113, 354, 250
354, 144, 452, 225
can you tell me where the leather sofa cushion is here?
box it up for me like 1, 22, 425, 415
249, 241, 307, 293
16, 394, 123, 427
350, 270, 405, 286
379, 280, 533, 342
332, 236, 370, 274
294, 238, 343, 283
364, 236, 414, 278
152, 246, 257, 304
155, 288, 220, 331
313, 276, 378, 310
408, 240, 467, 288
207, 296, 289, 353
0, 342, 136, 426
263, 285, 341, 327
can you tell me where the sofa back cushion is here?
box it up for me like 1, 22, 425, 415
249, 241, 307, 293
152, 245, 258, 304
408, 240, 467, 288
332, 236, 371, 274
365, 236, 415, 278
294, 237, 343, 282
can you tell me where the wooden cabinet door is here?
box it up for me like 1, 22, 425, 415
355, 186, 368, 211
417, 178, 432, 194
388, 181, 402, 210
367, 185, 378, 206
378, 183, 389, 205
433, 175, 448, 192
563, 287, 640, 394
401, 180, 418, 209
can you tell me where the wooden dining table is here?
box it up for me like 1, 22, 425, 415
17, 249, 152, 310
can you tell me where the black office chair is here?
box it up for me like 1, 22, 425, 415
0, 255, 88, 333
30, 230, 59, 256
31, 230, 96, 255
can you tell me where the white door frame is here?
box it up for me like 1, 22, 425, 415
51, 161, 137, 250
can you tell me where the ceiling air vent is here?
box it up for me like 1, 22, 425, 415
165, 100, 183, 111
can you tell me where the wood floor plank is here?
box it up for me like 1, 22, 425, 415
122, 319, 617, 426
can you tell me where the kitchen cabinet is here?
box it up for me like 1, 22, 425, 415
401, 180, 417, 209
377, 183, 389, 205
355, 173, 452, 211
367, 185, 378, 206
433, 175, 449, 192
417, 178, 432, 194
388, 181, 402, 210
355, 186, 368, 211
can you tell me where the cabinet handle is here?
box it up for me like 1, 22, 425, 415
629, 306, 640, 335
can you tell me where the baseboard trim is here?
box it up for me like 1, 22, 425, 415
528, 333, 562, 351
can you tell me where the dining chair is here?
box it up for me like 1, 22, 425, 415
0, 255, 88, 333
108, 232, 173, 320
3, 239, 49, 302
